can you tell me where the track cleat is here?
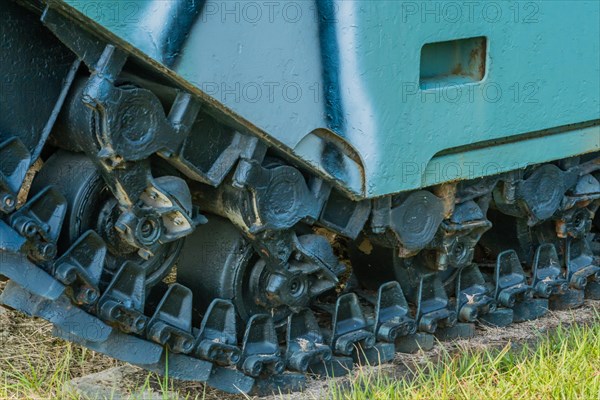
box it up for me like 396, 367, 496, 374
97, 261, 149, 334
329, 293, 394, 365
330, 293, 376, 356
415, 274, 457, 333
370, 281, 431, 353
479, 308, 514, 327
493, 250, 547, 322
307, 356, 354, 378
373, 281, 417, 342
434, 323, 476, 340
286, 309, 333, 372
146, 284, 195, 354
194, 299, 241, 366
7, 186, 67, 262
239, 314, 285, 377
531, 244, 568, 298
566, 239, 600, 299
0, 137, 31, 214
52, 230, 106, 305
456, 264, 496, 322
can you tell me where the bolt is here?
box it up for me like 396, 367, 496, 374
560, 282, 569, 293
37, 243, 57, 260
273, 361, 285, 374
84, 288, 99, 304
180, 338, 194, 353
229, 350, 241, 364
1, 193, 15, 212
140, 220, 154, 237
62, 269, 77, 285
134, 316, 147, 332
111, 307, 122, 320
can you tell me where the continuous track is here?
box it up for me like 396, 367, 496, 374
1, 1, 600, 396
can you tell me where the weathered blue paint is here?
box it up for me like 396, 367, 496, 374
51, 0, 600, 198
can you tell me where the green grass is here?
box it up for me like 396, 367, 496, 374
330, 322, 600, 400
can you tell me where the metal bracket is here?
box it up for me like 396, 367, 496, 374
494, 165, 569, 225
330, 293, 375, 356
223, 158, 330, 233
240, 314, 285, 377
374, 281, 416, 342
53, 230, 106, 305
431, 200, 492, 271
147, 284, 195, 354
371, 191, 445, 257
195, 299, 241, 366
97, 261, 148, 334
285, 309, 332, 372
531, 243, 568, 297
319, 189, 371, 239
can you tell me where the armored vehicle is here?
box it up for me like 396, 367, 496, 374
1, 0, 599, 394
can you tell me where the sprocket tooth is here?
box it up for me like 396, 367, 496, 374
374, 281, 416, 342
97, 261, 148, 334
146, 283, 195, 354
240, 314, 285, 377
415, 274, 457, 333
194, 299, 241, 366
53, 230, 106, 305
286, 309, 332, 372
331, 293, 376, 356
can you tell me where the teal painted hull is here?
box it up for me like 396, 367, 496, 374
52, 0, 600, 198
